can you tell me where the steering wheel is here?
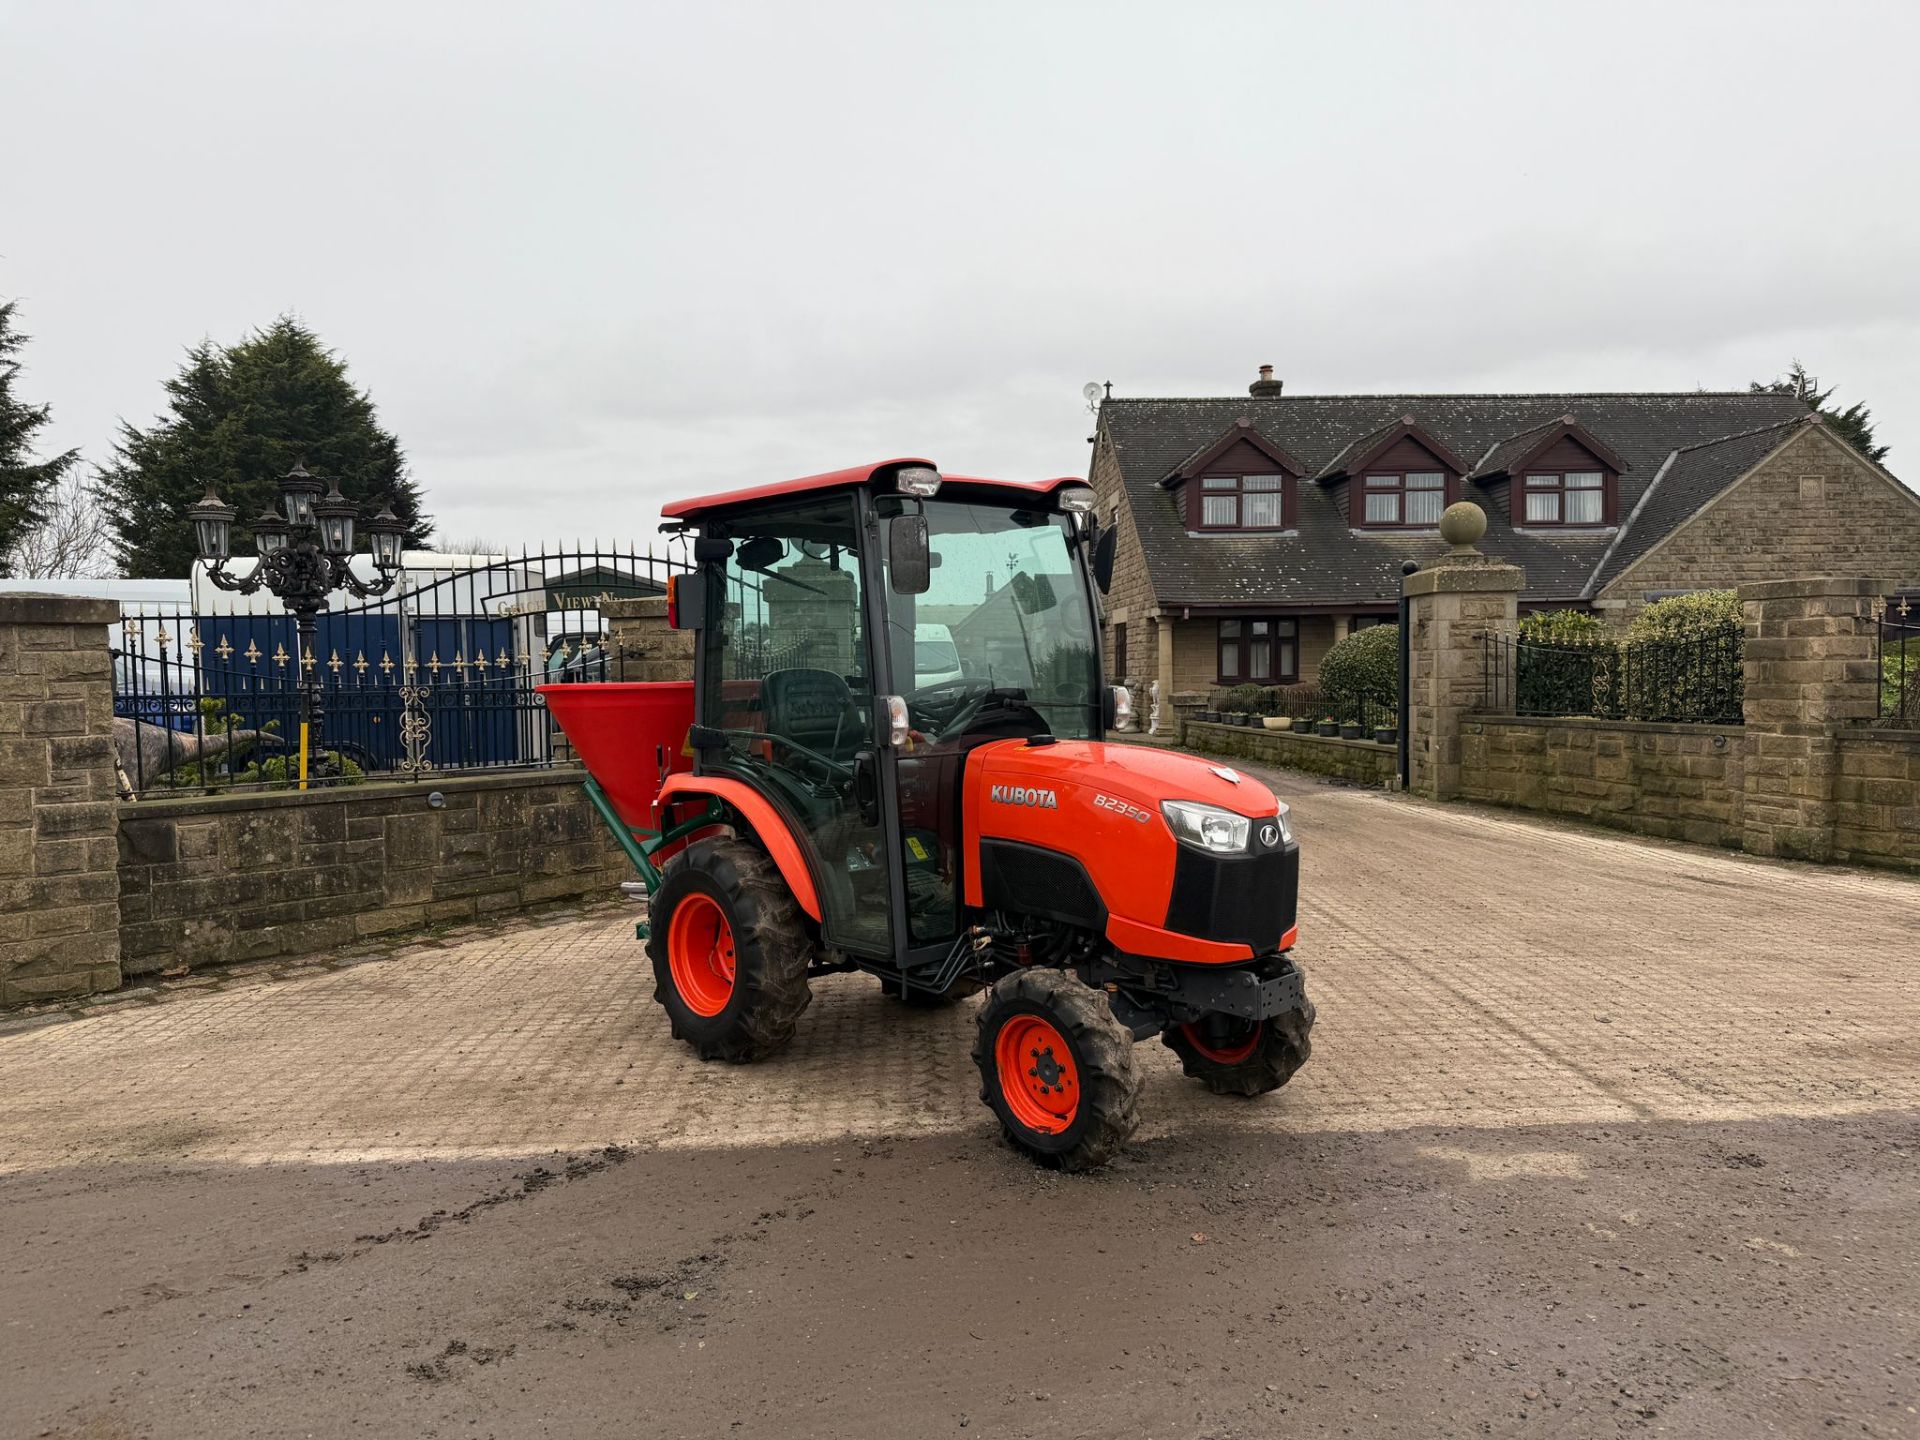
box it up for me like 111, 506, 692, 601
909, 678, 991, 735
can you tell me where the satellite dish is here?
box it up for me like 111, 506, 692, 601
1082, 381, 1104, 406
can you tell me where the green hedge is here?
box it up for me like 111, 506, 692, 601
1319, 625, 1397, 721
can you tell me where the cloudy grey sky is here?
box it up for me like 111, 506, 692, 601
6, 0, 1918, 549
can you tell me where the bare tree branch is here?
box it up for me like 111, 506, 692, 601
1, 473, 118, 578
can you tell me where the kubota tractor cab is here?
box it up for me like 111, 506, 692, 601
544, 459, 1312, 1170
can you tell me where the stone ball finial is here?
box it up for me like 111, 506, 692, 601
1439, 500, 1487, 551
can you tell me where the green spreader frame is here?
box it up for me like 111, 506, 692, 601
580, 775, 725, 938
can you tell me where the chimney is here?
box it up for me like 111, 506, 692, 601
1248, 364, 1283, 398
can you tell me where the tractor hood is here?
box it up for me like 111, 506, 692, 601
968, 738, 1282, 819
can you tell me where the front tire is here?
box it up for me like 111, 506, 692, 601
645, 839, 811, 1062
973, 969, 1140, 1171
1162, 1002, 1315, 1097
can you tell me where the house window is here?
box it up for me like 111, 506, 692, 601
1217, 617, 1299, 683
1198, 474, 1288, 531
1362, 471, 1446, 527
1112, 622, 1127, 681
1522, 471, 1606, 525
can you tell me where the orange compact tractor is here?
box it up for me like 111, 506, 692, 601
542, 460, 1311, 1169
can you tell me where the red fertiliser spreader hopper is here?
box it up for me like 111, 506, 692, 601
538, 681, 714, 897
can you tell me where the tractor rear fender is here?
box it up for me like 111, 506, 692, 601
655, 774, 823, 922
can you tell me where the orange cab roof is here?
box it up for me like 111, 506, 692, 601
660, 459, 1084, 522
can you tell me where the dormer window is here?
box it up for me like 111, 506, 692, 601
1313, 415, 1469, 531
1200, 473, 1287, 530
1469, 415, 1628, 529
1522, 471, 1605, 525
1161, 417, 1305, 534
1364, 471, 1447, 527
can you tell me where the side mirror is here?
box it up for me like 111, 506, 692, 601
1092, 526, 1117, 594
889, 515, 931, 595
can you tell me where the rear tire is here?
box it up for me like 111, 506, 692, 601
646, 839, 811, 1062
973, 969, 1140, 1172
1162, 1002, 1315, 1097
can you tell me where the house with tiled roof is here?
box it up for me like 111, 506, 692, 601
1088, 366, 1920, 708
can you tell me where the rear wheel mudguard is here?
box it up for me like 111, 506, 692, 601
655, 774, 822, 921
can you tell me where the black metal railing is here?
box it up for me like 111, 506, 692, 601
1483, 620, 1745, 725
1877, 594, 1919, 728
110, 544, 690, 797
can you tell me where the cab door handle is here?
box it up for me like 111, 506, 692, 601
852, 749, 880, 826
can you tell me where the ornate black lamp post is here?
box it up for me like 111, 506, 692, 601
189, 462, 407, 785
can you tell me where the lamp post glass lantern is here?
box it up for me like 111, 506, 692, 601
189, 461, 407, 787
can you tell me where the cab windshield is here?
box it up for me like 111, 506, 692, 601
881, 499, 1100, 740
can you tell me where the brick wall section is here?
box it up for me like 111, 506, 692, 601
1600, 425, 1920, 620
0, 595, 123, 1005
116, 769, 630, 975
603, 595, 694, 681
1833, 731, 1920, 869
1404, 555, 1523, 799
1737, 576, 1886, 862
1459, 717, 1746, 848
1181, 721, 1394, 787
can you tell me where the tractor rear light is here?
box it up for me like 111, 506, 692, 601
896, 465, 942, 498
1056, 485, 1096, 513
666, 575, 680, 629
1160, 799, 1251, 854
1110, 684, 1132, 730
883, 694, 911, 748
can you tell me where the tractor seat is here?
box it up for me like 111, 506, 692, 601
761, 668, 864, 763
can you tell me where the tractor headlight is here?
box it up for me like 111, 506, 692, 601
1160, 799, 1251, 854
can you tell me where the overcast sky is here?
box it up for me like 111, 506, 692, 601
6, 1, 1918, 551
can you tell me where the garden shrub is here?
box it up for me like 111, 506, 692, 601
1519, 609, 1607, 642
1627, 589, 1740, 642
1318, 625, 1398, 721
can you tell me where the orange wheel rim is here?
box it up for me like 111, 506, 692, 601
1180, 1019, 1263, 1065
994, 1014, 1079, 1135
667, 893, 736, 1017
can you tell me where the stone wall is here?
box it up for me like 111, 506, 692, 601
1832, 730, 1920, 870
1, 595, 123, 1006
1087, 428, 1160, 688
116, 769, 630, 975
1181, 720, 1395, 787
1599, 424, 1920, 621
1458, 717, 1746, 848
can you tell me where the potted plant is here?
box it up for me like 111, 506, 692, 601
1259, 687, 1288, 729
1340, 718, 1364, 740
1315, 715, 1339, 737
1372, 722, 1397, 745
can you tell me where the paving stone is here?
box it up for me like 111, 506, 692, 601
0, 773, 1913, 1172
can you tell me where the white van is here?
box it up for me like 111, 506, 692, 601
914, 623, 963, 687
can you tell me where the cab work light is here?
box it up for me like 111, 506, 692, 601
896, 466, 942, 498
1056, 485, 1096, 513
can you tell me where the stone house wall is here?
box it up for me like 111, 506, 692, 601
1598, 425, 1920, 621
1087, 429, 1160, 687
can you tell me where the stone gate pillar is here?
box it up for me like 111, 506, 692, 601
1737, 576, 1889, 861
1, 594, 123, 1006
1402, 505, 1522, 801
602, 595, 695, 682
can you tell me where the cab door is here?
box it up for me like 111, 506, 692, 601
696, 494, 895, 958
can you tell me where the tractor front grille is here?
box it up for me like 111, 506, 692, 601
1164, 840, 1298, 954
